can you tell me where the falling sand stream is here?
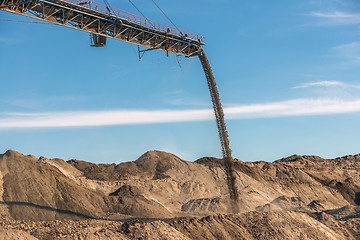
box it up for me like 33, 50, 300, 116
198, 49, 239, 213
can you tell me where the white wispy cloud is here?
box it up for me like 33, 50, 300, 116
310, 11, 360, 25
0, 109, 213, 128
332, 42, 360, 66
1, 98, 360, 128
294, 80, 345, 89
226, 98, 360, 118
293, 80, 360, 89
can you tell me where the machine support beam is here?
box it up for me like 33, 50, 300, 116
0, 0, 204, 57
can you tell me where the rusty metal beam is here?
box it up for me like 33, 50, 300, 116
0, 0, 203, 57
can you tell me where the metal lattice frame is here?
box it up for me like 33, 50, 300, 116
0, 0, 203, 57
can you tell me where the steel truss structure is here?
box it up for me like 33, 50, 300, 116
0, 0, 204, 57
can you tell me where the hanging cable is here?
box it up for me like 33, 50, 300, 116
176, 55, 182, 69
150, 0, 181, 34
102, 0, 115, 15
127, 0, 154, 27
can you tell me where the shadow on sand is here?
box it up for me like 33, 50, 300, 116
0, 201, 96, 219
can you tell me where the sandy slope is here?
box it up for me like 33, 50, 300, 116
0, 211, 358, 240
0, 150, 108, 220
0, 149, 359, 239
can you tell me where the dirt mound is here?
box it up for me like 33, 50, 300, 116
67, 159, 138, 181
1, 149, 360, 238
122, 220, 190, 240
0, 211, 358, 239
307, 200, 326, 211
2, 150, 360, 220
0, 150, 108, 220
171, 211, 352, 240
278, 154, 360, 206
256, 195, 309, 212
106, 185, 173, 218
67, 150, 185, 181
0, 229, 37, 240
324, 205, 360, 220
326, 178, 360, 205
181, 197, 227, 213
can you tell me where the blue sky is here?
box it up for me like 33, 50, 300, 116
1, 0, 360, 162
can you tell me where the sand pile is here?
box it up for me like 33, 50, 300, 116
0, 149, 359, 239
0, 211, 358, 239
